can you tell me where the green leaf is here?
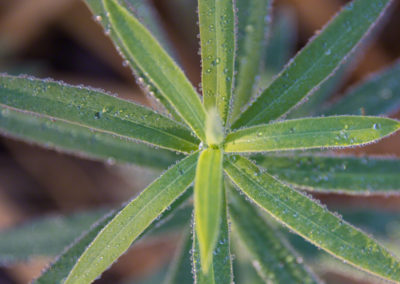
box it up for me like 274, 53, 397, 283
84, 0, 180, 119
194, 148, 224, 273
225, 116, 400, 153
86, 0, 175, 57
287, 208, 400, 260
139, 186, 193, 239
254, 154, 400, 194
34, 211, 118, 284
0, 210, 107, 264
62, 152, 198, 284
224, 155, 400, 282
0, 104, 180, 169
164, 230, 194, 284
324, 60, 400, 116
35, 187, 192, 283
231, 0, 272, 121
103, 0, 207, 141
199, 0, 235, 124
232, 0, 392, 129
0, 75, 199, 153
193, 187, 232, 283
264, 8, 297, 74
229, 187, 321, 284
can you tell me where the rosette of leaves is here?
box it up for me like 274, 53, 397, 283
1, 0, 400, 283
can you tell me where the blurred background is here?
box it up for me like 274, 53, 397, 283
0, 0, 399, 283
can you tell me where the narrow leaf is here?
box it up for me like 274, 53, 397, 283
225, 116, 400, 153
35, 188, 192, 283
324, 60, 400, 116
103, 0, 207, 140
254, 154, 400, 194
0, 75, 199, 153
288, 208, 400, 260
229, 187, 321, 284
231, 0, 272, 121
164, 230, 193, 284
34, 211, 118, 284
199, 0, 235, 124
86, 0, 175, 58
232, 0, 392, 129
194, 148, 224, 273
84, 0, 180, 119
193, 186, 232, 284
0, 210, 106, 264
0, 105, 180, 169
224, 155, 400, 282
63, 152, 198, 284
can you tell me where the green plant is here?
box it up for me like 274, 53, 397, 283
1, 0, 400, 283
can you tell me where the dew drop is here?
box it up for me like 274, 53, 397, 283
373, 123, 381, 130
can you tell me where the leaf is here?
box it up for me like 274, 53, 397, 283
264, 8, 297, 74
229, 187, 321, 284
194, 148, 224, 273
324, 60, 400, 116
0, 75, 199, 153
0, 210, 107, 264
231, 0, 273, 121
254, 154, 400, 194
225, 116, 400, 153
224, 155, 400, 283
232, 0, 392, 129
62, 152, 198, 284
34, 211, 118, 284
35, 187, 193, 283
193, 187, 232, 284
84, 0, 180, 119
0, 104, 180, 169
287, 208, 400, 260
145, 205, 192, 238
87, 0, 175, 57
199, 0, 235, 124
164, 230, 194, 284
103, 0, 207, 141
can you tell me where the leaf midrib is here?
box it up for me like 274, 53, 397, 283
3, 90, 198, 150
1, 103, 195, 153
228, 125, 391, 145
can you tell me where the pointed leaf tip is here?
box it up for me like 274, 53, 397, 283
225, 116, 400, 153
